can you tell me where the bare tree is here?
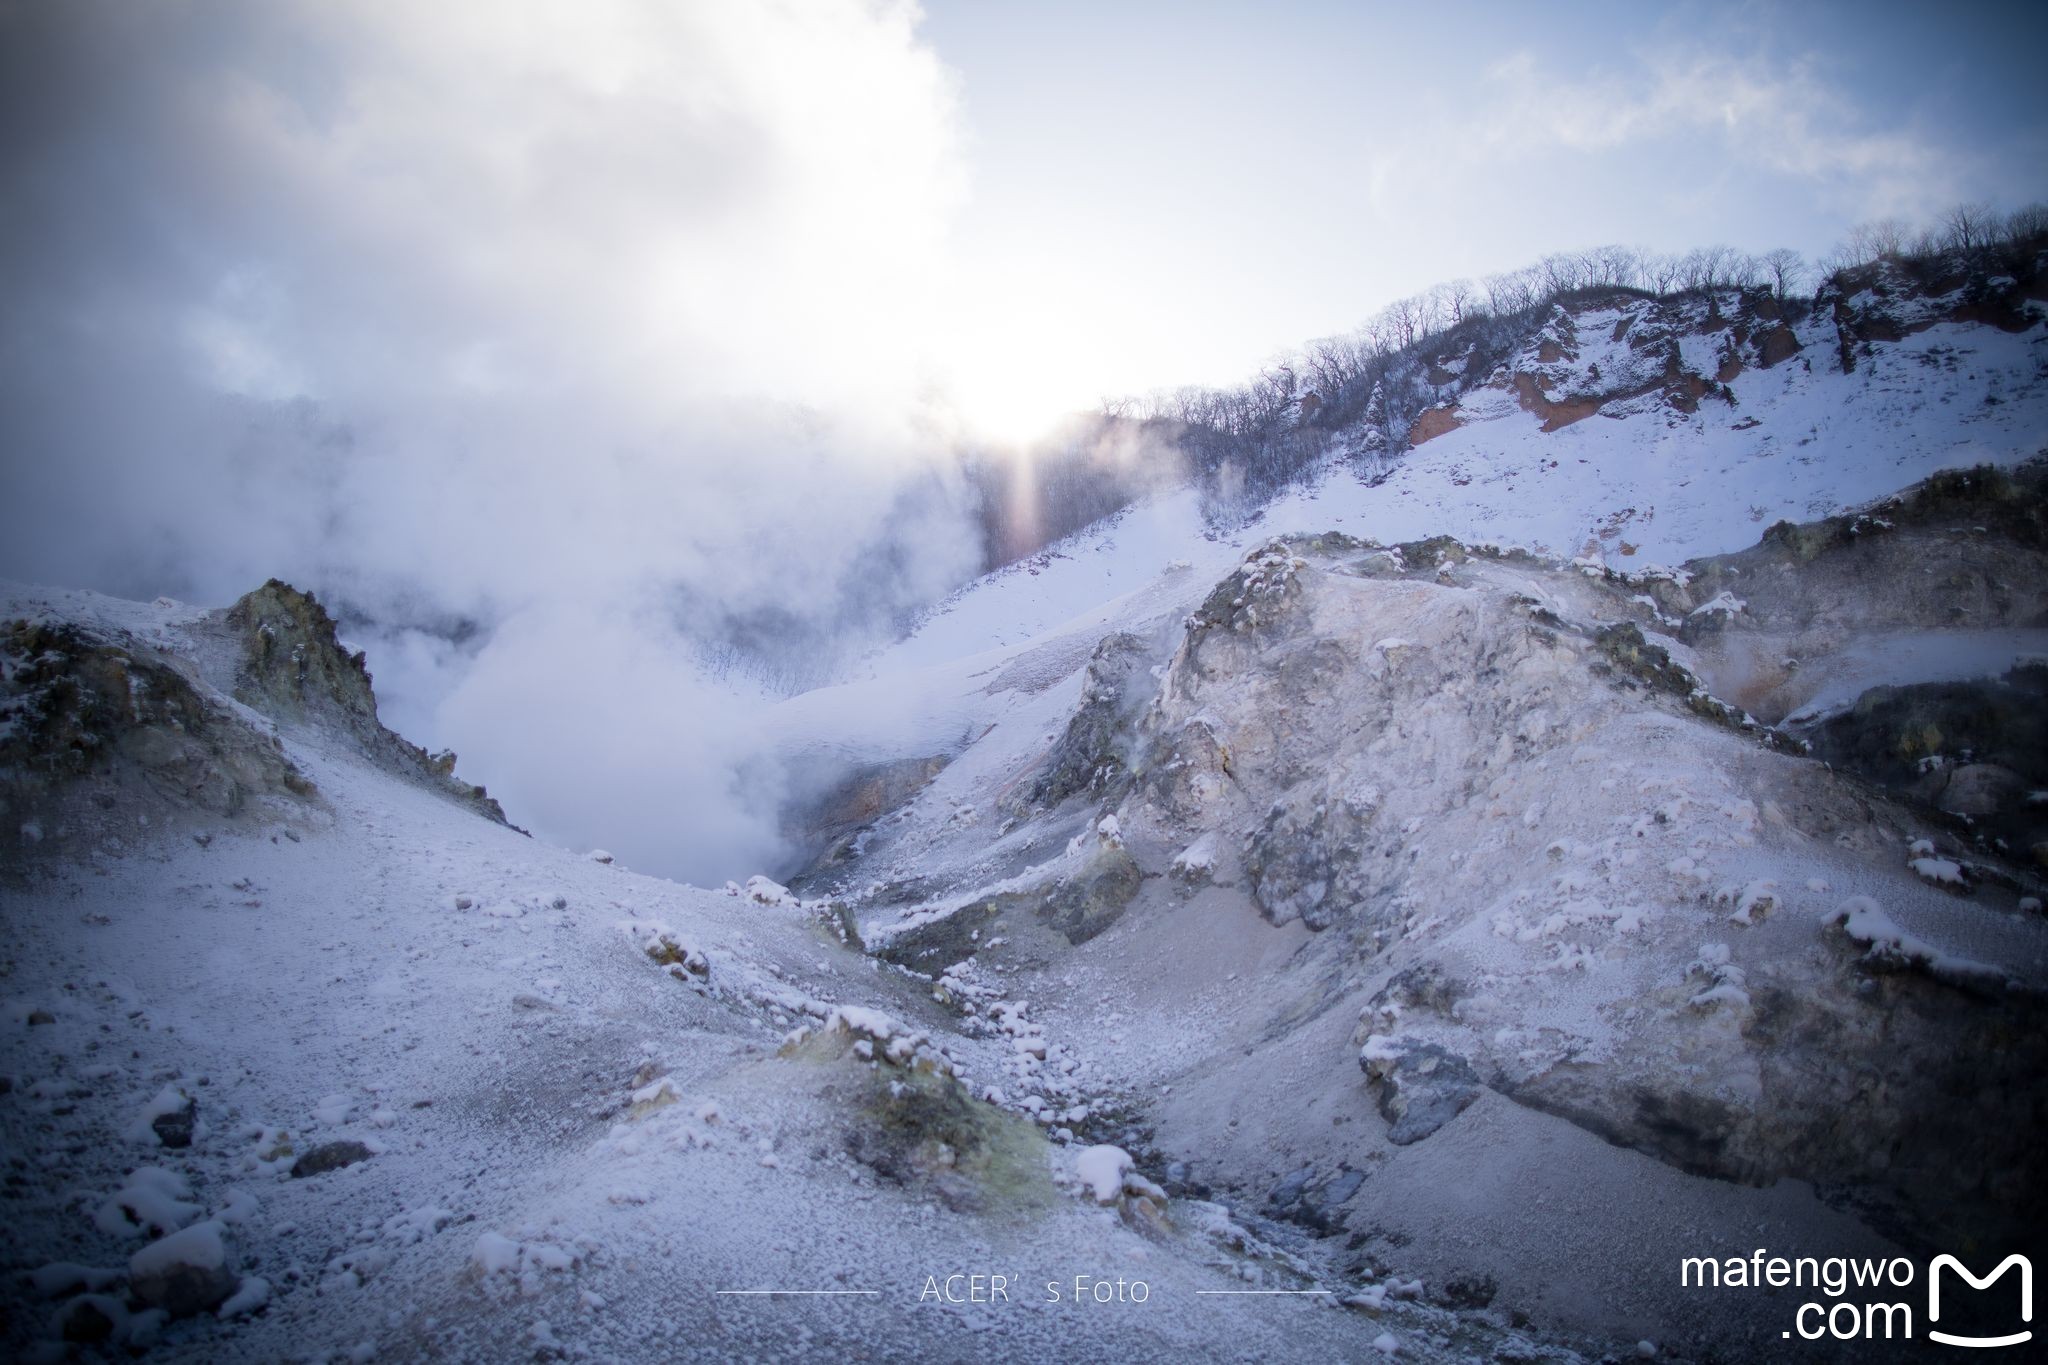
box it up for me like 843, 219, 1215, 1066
1700, 245, 1745, 289
1356, 313, 1397, 359
1940, 201, 1999, 255
1843, 217, 1908, 263
1416, 286, 1451, 337
1536, 252, 1589, 294
1586, 244, 1643, 289
1383, 294, 1425, 350
1484, 268, 1539, 316
1642, 253, 1681, 294
1671, 248, 1708, 291
1303, 338, 1343, 401
1758, 247, 1805, 302
2004, 202, 2048, 244
1440, 277, 1477, 325
1812, 246, 1855, 281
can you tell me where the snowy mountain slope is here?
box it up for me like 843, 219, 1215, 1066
1, 586, 1582, 1362
756, 294, 2048, 866
863, 290, 2046, 689
773, 462, 2048, 1355
5, 274, 2048, 1364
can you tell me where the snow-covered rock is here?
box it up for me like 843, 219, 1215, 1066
129, 1221, 236, 1316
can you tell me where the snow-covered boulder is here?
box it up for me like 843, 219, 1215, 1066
1071, 1144, 1169, 1228
129, 1221, 236, 1316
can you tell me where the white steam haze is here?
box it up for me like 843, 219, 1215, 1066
0, 0, 1010, 880
8, 0, 2044, 882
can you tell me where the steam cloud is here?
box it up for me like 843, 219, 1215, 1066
0, 0, 993, 880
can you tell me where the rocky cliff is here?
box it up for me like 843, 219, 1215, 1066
826, 466, 2048, 1285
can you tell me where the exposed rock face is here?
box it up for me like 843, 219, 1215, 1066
1808, 668, 2048, 857
1673, 463, 2048, 861
1405, 405, 1463, 446
0, 617, 319, 855
1017, 631, 1155, 811
1757, 323, 1801, 367
1509, 372, 1604, 431
227, 581, 387, 733
1, 577, 521, 857
225, 581, 510, 826
793, 462, 2048, 1294
873, 840, 1145, 971
1361, 1040, 1482, 1145
1031, 843, 1144, 943
1399, 266, 2043, 457
1827, 254, 2047, 372
1150, 543, 1607, 951
1462, 289, 1807, 437
1245, 781, 1377, 930
787, 753, 950, 871
1498, 932, 2046, 1231
1683, 464, 2048, 639
1266, 1163, 1366, 1234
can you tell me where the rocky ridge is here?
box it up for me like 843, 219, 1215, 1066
0, 580, 508, 862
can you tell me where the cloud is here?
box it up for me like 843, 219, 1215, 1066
0, 0, 985, 881
1369, 44, 1973, 228
1514, 50, 1959, 213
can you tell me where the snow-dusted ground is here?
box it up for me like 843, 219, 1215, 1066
4, 706, 1507, 1361
17, 571, 1710, 1360
14, 565, 2029, 1361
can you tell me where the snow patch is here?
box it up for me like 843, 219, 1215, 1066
1074, 1144, 1135, 1204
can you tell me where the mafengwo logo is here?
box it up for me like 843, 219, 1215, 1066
1927, 1255, 2032, 1349
1681, 1250, 2032, 1346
